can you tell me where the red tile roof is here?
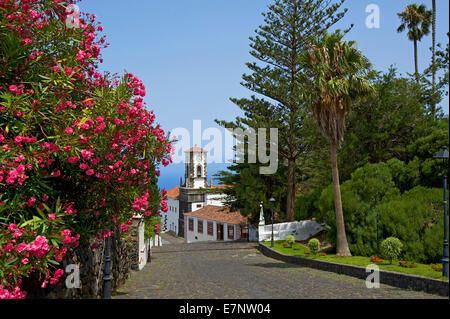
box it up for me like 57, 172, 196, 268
166, 186, 180, 200
184, 205, 248, 225
211, 185, 230, 189
184, 146, 207, 153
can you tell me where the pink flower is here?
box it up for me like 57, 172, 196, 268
65, 127, 73, 134
68, 156, 79, 164
21, 258, 29, 265
54, 269, 64, 278
9, 85, 17, 93
64, 66, 72, 76
81, 149, 93, 159
13, 230, 23, 238
79, 163, 88, 170
15, 242, 27, 253
86, 169, 94, 176
28, 197, 36, 207
48, 214, 55, 220
53, 65, 59, 72
41, 281, 48, 289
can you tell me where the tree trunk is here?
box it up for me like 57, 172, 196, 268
330, 141, 351, 257
414, 39, 419, 84
285, 158, 296, 222
431, 0, 436, 120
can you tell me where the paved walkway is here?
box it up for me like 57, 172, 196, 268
113, 234, 445, 299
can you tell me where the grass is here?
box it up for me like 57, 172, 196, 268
262, 241, 449, 281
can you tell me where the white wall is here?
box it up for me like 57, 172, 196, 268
185, 216, 240, 243
258, 220, 325, 242
185, 216, 216, 243
164, 197, 179, 234
204, 193, 226, 206
190, 201, 204, 212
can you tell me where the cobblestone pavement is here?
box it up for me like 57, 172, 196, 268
113, 235, 445, 299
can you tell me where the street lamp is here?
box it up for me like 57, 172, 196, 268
434, 146, 449, 278
269, 197, 276, 248
103, 231, 112, 299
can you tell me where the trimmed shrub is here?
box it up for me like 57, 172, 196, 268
285, 235, 295, 247
308, 238, 320, 253
380, 237, 403, 264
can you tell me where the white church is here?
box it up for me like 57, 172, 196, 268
161, 145, 251, 243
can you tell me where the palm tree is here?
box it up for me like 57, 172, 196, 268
397, 3, 432, 83
301, 32, 374, 257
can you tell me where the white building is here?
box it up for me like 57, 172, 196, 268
165, 187, 180, 235
160, 145, 230, 238
184, 205, 249, 243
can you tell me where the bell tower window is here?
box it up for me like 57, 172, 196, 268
197, 165, 202, 177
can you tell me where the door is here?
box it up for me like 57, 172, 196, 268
240, 225, 248, 239
216, 224, 224, 241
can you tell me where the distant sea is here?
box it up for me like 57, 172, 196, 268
157, 163, 230, 191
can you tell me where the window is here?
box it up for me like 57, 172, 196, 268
228, 225, 234, 240
198, 220, 203, 233
189, 218, 194, 231
207, 221, 213, 235
197, 165, 202, 177
196, 204, 202, 208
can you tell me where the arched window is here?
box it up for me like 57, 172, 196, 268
197, 165, 202, 177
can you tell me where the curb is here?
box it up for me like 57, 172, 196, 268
258, 243, 449, 297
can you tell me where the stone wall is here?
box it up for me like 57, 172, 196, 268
258, 243, 449, 297
22, 226, 138, 299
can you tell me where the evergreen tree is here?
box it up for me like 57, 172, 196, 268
216, 0, 348, 222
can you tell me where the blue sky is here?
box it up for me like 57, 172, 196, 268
78, 0, 449, 191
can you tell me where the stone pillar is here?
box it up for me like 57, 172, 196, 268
258, 202, 265, 242
131, 214, 147, 271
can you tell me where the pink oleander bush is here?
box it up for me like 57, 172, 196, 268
0, 0, 174, 298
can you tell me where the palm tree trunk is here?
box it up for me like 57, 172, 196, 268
414, 39, 419, 83
330, 141, 351, 257
285, 158, 296, 222
432, 0, 436, 120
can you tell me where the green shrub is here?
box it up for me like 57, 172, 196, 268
377, 186, 448, 263
431, 263, 443, 272
285, 235, 295, 247
380, 237, 403, 264
318, 161, 399, 257
308, 238, 320, 253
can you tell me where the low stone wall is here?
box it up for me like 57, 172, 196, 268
258, 243, 449, 297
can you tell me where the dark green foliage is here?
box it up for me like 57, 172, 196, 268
294, 188, 322, 221
377, 186, 448, 263
318, 161, 400, 257
338, 68, 429, 181
405, 118, 449, 188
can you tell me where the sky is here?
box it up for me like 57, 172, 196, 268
77, 0, 449, 191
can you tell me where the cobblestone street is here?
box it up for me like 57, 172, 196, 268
113, 234, 445, 299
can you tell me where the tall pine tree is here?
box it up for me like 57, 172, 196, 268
216, 0, 348, 221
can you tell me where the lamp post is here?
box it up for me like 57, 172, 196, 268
377, 212, 379, 254
269, 197, 276, 248
434, 146, 449, 278
103, 231, 112, 299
